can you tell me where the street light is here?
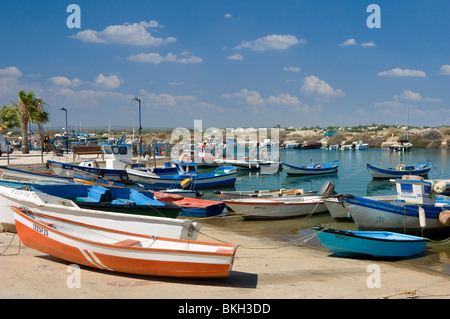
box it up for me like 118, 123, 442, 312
60, 107, 68, 153
132, 97, 142, 156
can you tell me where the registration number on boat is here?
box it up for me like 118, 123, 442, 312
33, 223, 49, 236
334, 235, 350, 241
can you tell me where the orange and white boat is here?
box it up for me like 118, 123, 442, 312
12, 206, 238, 278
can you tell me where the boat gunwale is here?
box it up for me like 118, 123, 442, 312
312, 226, 428, 243
12, 206, 237, 257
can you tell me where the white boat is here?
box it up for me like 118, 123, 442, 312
0, 185, 200, 240
215, 181, 335, 200
215, 188, 316, 200
324, 194, 397, 220
339, 178, 450, 236
13, 206, 237, 278
223, 196, 328, 220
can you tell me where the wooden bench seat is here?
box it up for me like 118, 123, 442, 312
73, 146, 104, 161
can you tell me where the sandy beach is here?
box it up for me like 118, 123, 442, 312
1, 220, 449, 300
0, 151, 449, 301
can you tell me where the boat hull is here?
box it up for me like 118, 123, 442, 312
367, 162, 431, 179
13, 208, 236, 278
223, 197, 328, 220
312, 226, 427, 258
341, 195, 448, 235
0, 186, 200, 240
282, 161, 338, 175
324, 195, 397, 220
48, 160, 131, 183
126, 167, 237, 190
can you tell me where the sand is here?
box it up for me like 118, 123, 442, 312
0, 151, 449, 301
1, 225, 449, 300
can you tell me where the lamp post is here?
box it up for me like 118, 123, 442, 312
132, 97, 142, 157
60, 107, 68, 153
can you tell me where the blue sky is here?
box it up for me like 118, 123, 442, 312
0, 0, 449, 130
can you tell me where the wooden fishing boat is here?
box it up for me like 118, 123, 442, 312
126, 161, 237, 190
367, 161, 431, 179
282, 161, 338, 175
0, 185, 200, 239
312, 226, 428, 258
340, 194, 449, 235
223, 196, 328, 220
73, 174, 201, 198
215, 181, 336, 201
324, 194, 397, 220
214, 188, 316, 200
0, 165, 73, 182
16, 183, 183, 219
151, 191, 227, 218
12, 206, 237, 278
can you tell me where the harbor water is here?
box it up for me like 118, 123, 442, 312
200, 148, 450, 275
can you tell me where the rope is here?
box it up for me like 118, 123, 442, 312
0, 232, 21, 256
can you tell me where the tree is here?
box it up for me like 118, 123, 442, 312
16, 90, 47, 154
0, 104, 20, 134
29, 104, 49, 150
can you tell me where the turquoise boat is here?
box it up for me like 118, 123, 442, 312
312, 226, 428, 258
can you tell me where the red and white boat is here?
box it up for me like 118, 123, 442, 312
12, 206, 238, 278
223, 196, 328, 220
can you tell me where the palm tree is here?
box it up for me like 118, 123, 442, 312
29, 104, 49, 151
16, 90, 46, 154
0, 104, 20, 134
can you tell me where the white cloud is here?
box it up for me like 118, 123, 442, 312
224, 13, 233, 19
222, 89, 301, 107
222, 89, 265, 106
0, 66, 23, 78
300, 76, 345, 99
439, 65, 450, 75
340, 39, 375, 47
361, 41, 376, 47
49, 76, 82, 87
266, 93, 300, 106
340, 38, 356, 46
128, 51, 203, 64
397, 90, 441, 102
94, 73, 121, 89
138, 89, 222, 114
284, 66, 301, 72
71, 20, 177, 46
234, 34, 306, 51
377, 68, 426, 78
228, 53, 243, 61
55, 88, 132, 109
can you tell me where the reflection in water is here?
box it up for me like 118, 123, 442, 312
200, 148, 450, 275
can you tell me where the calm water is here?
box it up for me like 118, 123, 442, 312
200, 148, 450, 275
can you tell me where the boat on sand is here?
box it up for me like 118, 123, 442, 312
12, 206, 237, 278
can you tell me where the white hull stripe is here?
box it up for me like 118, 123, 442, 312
79, 248, 113, 271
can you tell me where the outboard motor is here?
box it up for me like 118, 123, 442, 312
318, 181, 337, 197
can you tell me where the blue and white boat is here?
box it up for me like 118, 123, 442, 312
339, 177, 450, 236
0, 165, 73, 182
126, 161, 237, 190
367, 161, 431, 179
48, 143, 143, 184
312, 226, 428, 258
282, 160, 338, 175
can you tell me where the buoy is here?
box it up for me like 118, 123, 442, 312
434, 181, 447, 194
180, 178, 191, 189
418, 207, 426, 228
439, 210, 450, 226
